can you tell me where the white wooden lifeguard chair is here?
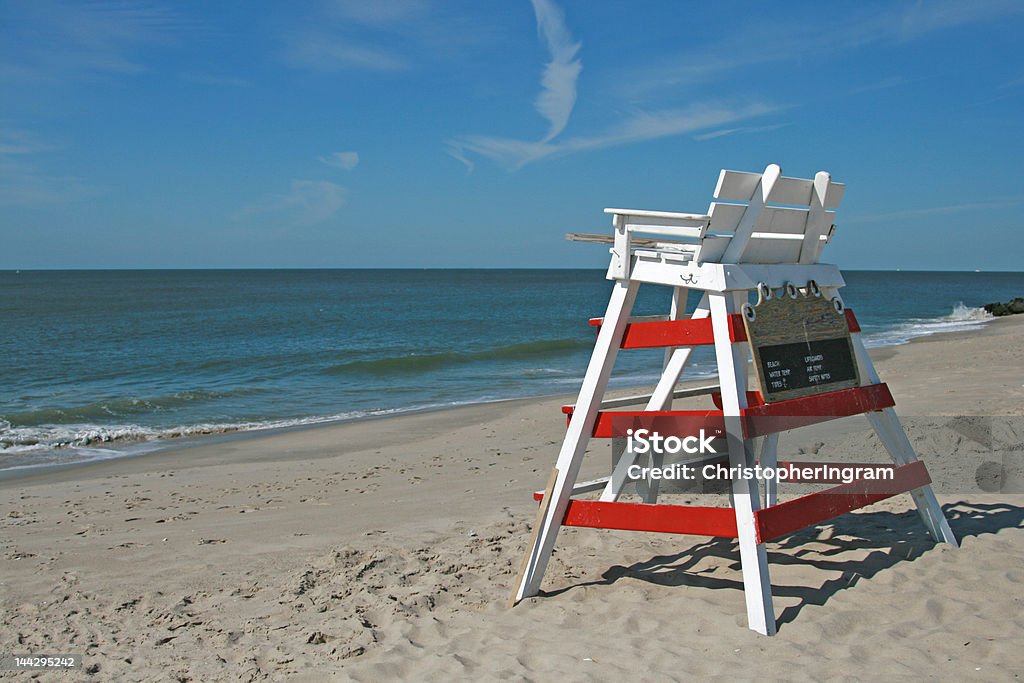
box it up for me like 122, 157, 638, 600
510, 164, 957, 636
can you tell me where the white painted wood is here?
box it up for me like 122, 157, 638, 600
833, 289, 956, 545
760, 433, 780, 508
708, 202, 837, 236
867, 408, 958, 546
604, 207, 711, 222
626, 259, 846, 293
516, 280, 640, 602
564, 384, 721, 412
602, 438, 638, 502
715, 169, 844, 208
798, 171, 832, 264
611, 213, 631, 279
535, 476, 610, 498
721, 164, 781, 264
710, 291, 777, 636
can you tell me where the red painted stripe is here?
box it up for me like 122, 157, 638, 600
550, 499, 739, 537
578, 384, 892, 438
754, 460, 931, 542
592, 410, 726, 438
844, 308, 861, 333
712, 390, 765, 409
589, 309, 862, 348
741, 384, 895, 438
589, 314, 747, 348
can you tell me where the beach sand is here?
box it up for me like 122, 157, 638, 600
2, 316, 1023, 681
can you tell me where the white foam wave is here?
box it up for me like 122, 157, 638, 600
864, 302, 993, 348
0, 402, 463, 462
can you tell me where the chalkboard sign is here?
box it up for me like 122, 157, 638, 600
743, 283, 860, 402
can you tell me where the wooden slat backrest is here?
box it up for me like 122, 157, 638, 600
708, 203, 837, 235
714, 169, 845, 208
711, 165, 845, 265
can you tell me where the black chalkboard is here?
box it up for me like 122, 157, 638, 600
756, 337, 858, 396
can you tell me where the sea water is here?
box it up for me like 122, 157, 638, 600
1, 269, 1021, 470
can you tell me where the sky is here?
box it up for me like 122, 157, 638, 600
1, 0, 1022, 270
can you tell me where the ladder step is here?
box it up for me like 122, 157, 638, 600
588, 309, 863, 349
574, 384, 895, 438
551, 499, 739, 537
741, 383, 895, 438
754, 460, 930, 542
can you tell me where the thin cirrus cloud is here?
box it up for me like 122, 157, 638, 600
447, 0, 585, 170
844, 198, 1024, 224
234, 180, 347, 227
0, 127, 101, 207
325, 0, 429, 26
530, 0, 582, 143
453, 103, 778, 170
693, 123, 791, 142
280, 0, 432, 73
618, 1, 1024, 100
281, 33, 407, 72
449, 1, 778, 171
319, 151, 360, 171
0, 1, 187, 83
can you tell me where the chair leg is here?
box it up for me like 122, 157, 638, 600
710, 291, 777, 636
513, 280, 641, 603
866, 409, 958, 546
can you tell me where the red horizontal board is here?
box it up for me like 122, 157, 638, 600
550, 499, 739, 537
591, 410, 725, 438
740, 384, 895, 438
590, 314, 746, 348
755, 460, 930, 542
589, 308, 862, 349
712, 390, 765, 409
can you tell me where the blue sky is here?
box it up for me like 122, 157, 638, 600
1, 0, 1022, 270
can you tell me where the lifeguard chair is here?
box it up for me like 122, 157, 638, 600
510, 164, 957, 636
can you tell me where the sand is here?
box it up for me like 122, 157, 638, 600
2, 316, 1023, 681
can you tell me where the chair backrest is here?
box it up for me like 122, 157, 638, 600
702, 164, 845, 265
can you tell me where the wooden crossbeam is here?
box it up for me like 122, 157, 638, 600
754, 460, 931, 542
589, 309, 863, 350
555, 499, 739, 537
569, 383, 895, 439
740, 383, 895, 438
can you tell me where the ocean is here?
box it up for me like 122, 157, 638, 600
2, 269, 1021, 471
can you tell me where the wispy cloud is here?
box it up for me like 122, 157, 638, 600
450, 0, 588, 170
0, 1, 187, 84
453, 102, 777, 170
319, 151, 360, 171
235, 180, 347, 226
282, 33, 407, 72
619, 2, 1024, 102
693, 122, 790, 141
0, 128, 100, 206
845, 198, 1024, 224
282, 0, 490, 74
530, 0, 582, 142
325, 0, 428, 26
